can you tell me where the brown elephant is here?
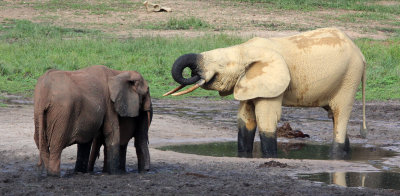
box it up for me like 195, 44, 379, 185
34, 65, 151, 176
164, 28, 367, 159
87, 108, 152, 173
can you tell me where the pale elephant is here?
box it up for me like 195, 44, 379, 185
164, 28, 367, 158
34, 65, 151, 176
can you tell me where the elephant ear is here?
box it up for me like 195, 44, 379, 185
108, 72, 147, 117
234, 54, 290, 101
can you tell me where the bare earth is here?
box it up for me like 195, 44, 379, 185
1, 0, 400, 195
1, 98, 400, 195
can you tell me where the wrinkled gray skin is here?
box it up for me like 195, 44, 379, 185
34, 65, 151, 176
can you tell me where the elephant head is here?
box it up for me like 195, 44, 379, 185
108, 71, 151, 117
164, 38, 291, 101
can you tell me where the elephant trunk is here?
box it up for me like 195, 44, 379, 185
171, 53, 202, 85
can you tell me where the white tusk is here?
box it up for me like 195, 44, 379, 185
171, 79, 205, 96
163, 85, 186, 96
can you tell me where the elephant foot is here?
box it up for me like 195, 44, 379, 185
330, 140, 351, 160
138, 162, 150, 173
47, 170, 60, 177
260, 132, 278, 158
74, 165, 88, 174
106, 145, 121, 175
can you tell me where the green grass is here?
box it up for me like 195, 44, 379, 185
0, 19, 398, 100
355, 38, 400, 100
138, 17, 213, 30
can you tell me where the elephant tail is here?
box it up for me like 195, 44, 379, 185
360, 62, 368, 138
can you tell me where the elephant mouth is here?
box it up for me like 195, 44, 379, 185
163, 79, 205, 96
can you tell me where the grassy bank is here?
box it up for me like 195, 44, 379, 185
0, 20, 399, 100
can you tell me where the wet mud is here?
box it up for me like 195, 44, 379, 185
0, 98, 400, 195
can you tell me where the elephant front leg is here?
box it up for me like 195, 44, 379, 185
103, 115, 121, 174
237, 101, 256, 158
253, 97, 283, 158
135, 139, 150, 173
74, 141, 93, 173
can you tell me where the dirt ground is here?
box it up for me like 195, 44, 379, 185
0, 98, 400, 195
1, 0, 400, 195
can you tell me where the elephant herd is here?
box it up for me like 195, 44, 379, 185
33, 27, 367, 176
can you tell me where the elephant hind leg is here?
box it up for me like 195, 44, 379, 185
237, 101, 257, 158
329, 93, 356, 159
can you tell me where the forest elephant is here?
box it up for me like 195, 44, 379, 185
88, 108, 152, 173
34, 65, 152, 176
164, 28, 367, 158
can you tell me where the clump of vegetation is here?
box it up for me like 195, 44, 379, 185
139, 17, 213, 30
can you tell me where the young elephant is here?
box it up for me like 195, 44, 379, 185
88, 108, 152, 173
33, 65, 151, 176
164, 28, 367, 159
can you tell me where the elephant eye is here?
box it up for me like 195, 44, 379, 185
128, 80, 135, 86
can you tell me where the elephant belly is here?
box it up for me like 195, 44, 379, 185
73, 102, 105, 144
282, 77, 341, 107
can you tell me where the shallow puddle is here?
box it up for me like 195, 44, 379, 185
158, 142, 398, 160
298, 172, 400, 190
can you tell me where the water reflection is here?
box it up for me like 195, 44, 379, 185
158, 142, 398, 160
298, 172, 400, 190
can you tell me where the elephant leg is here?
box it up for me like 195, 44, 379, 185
88, 135, 103, 172
103, 114, 121, 174
47, 150, 62, 176
135, 138, 150, 173
119, 144, 127, 172
253, 96, 283, 158
329, 97, 355, 159
74, 141, 92, 173
237, 100, 257, 158
102, 145, 108, 173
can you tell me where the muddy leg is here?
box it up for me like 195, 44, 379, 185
135, 138, 150, 173
119, 144, 127, 172
74, 141, 92, 173
237, 101, 256, 158
253, 96, 283, 158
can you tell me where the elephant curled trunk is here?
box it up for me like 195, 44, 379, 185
164, 53, 205, 96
